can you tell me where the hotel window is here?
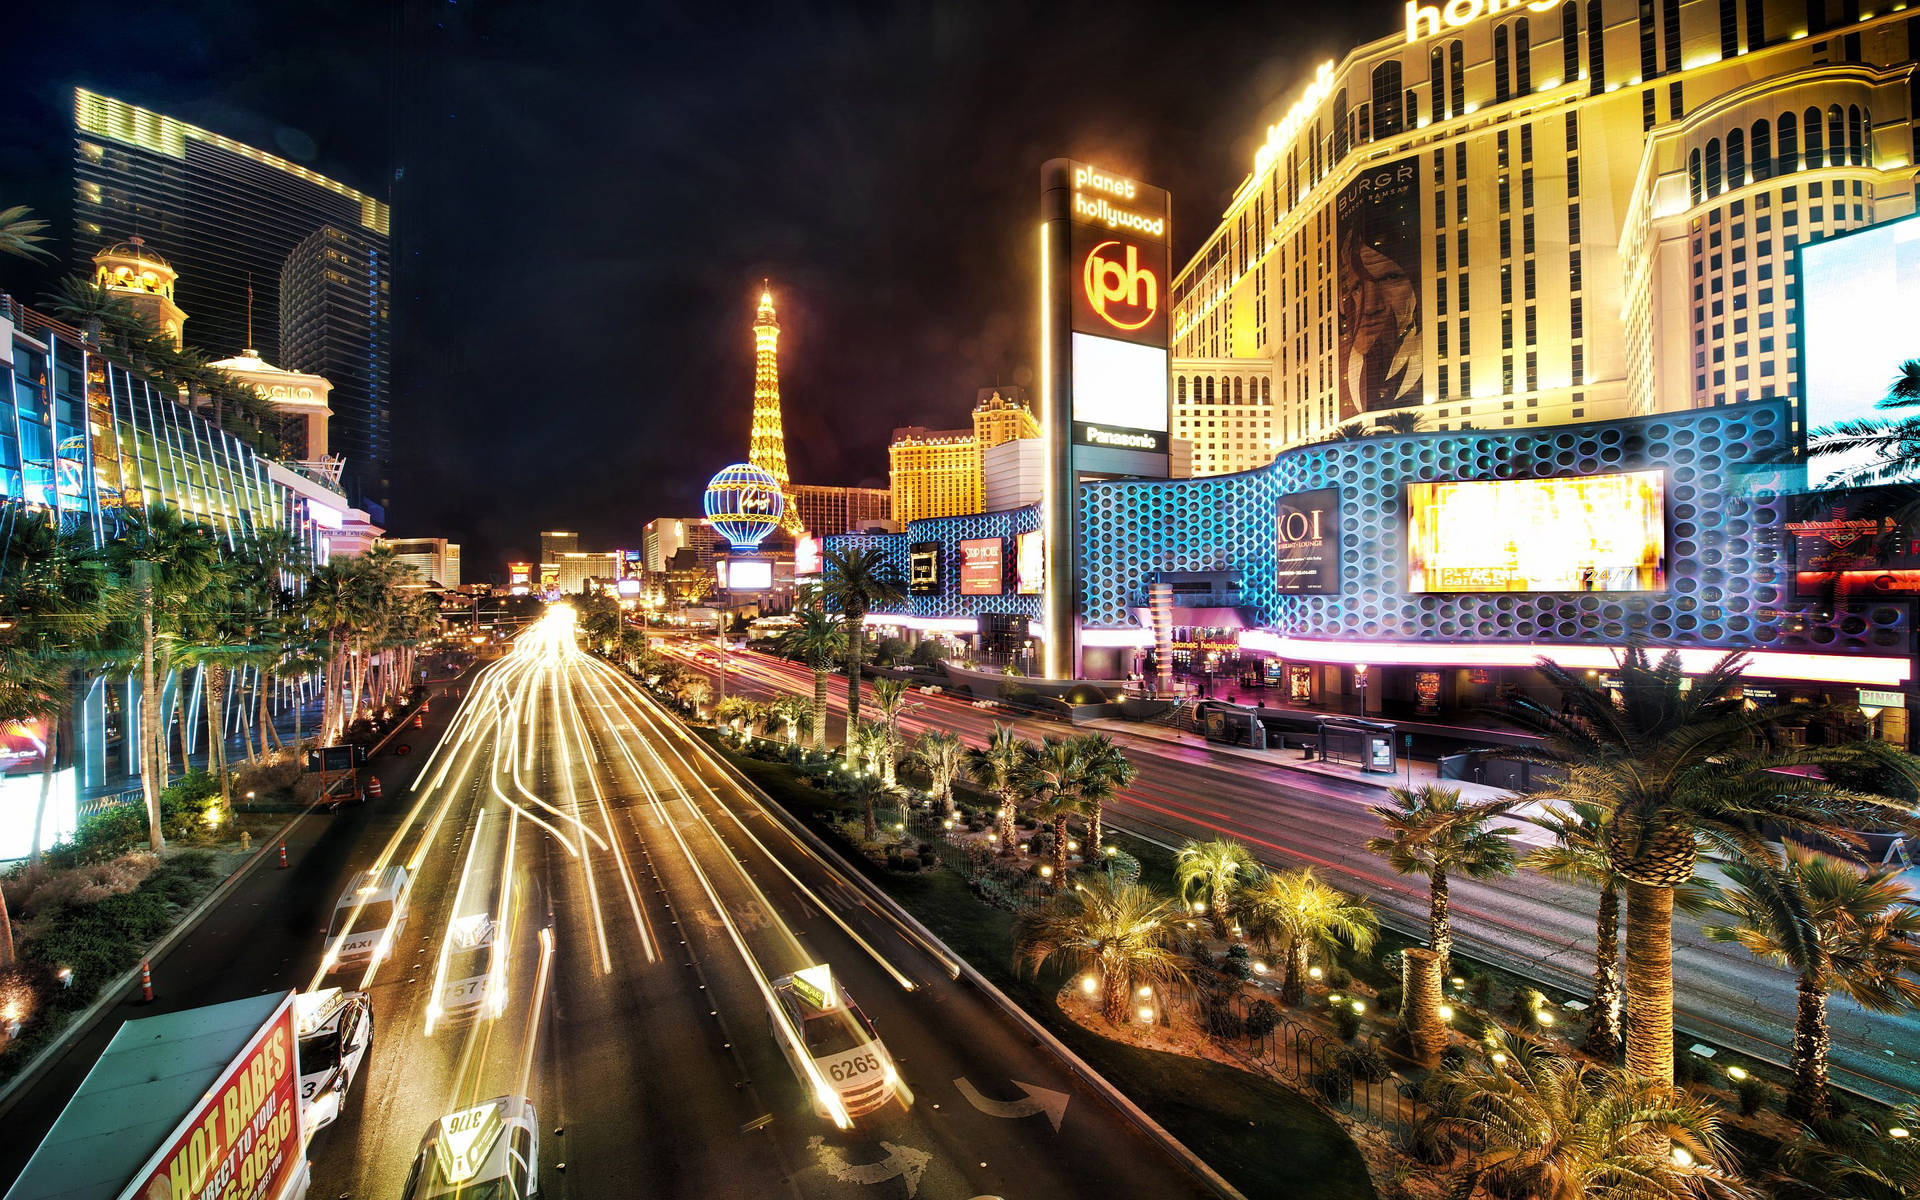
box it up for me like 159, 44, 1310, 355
1751, 120, 1772, 180
1573, 343, 1584, 382
1516, 19, 1532, 92
1522, 169, 1534, 208
1372, 60, 1404, 137
1570, 296, 1584, 338
1728, 128, 1746, 187
1449, 41, 1465, 115
1460, 317, 1471, 354
1639, 0, 1658, 79
1502, 309, 1514, 348
1662, 0, 1680, 71
1568, 203, 1581, 242
1436, 232, 1448, 269
1500, 220, 1512, 257
1562, 1, 1580, 80
1524, 259, 1536, 299
1522, 213, 1536, 253
1669, 81, 1684, 121
1496, 24, 1513, 102
1719, 0, 1738, 57
1642, 89, 1656, 133
1430, 46, 1446, 117
1777, 114, 1797, 175
1587, 0, 1605, 93
1438, 322, 1450, 355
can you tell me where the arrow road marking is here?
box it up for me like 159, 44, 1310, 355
734, 899, 769, 932
807, 1135, 932, 1196
953, 1077, 1069, 1133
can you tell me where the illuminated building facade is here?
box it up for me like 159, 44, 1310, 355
90, 237, 187, 349
384, 537, 461, 588
209, 349, 334, 466
1172, 360, 1281, 475
1171, 0, 1918, 446
72, 89, 393, 517
643, 516, 723, 573
788, 483, 892, 536
888, 389, 1042, 524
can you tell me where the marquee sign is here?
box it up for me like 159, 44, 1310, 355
1275, 488, 1342, 594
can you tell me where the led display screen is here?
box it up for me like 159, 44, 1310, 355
1274, 488, 1341, 594
1801, 216, 1920, 486
1786, 485, 1920, 596
1407, 470, 1666, 592
726, 560, 773, 590
1072, 333, 1168, 450
1016, 530, 1044, 594
959, 538, 1004, 595
795, 535, 822, 577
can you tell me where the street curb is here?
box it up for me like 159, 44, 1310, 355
682, 729, 1249, 1200
0, 684, 449, 1120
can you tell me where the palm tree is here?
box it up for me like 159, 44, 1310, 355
1526, 802, 1630, 1061
1775, 1103, 1920, 1200
1807, 359, 1920, 485
870, 677, 914, 786
1237, 867, 1378, 1005
1071, 733, 1136, 864
1500, 646, 1916, 1086
1021, 737, 1091, 885
1174, 837, 1261, 938
109, 503, 220, 851
1366, 783, 1519, 975
1702, 846, 1920, 1120
1423, 1031, 1755, 1200
1328, 420, 1368, 441
819, 545, 905, 766
909, 728, 965, 813
966, 723, 1031, 850
780, 605, 847, 753
1014, 876, 1191, 1024
1373, 410, 1428, 434
175, 557, 256, 817
676, 674, 711, 716
769, 695, 812, 746
0, 204, 51, 261
840, 769, 902, 845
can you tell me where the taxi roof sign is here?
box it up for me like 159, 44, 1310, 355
294, 987, 346, 1034
434, 1101, 505, 1184
791, 963, 837, 1011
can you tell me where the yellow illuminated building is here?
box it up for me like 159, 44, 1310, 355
889, 389, 1040, 524
1172, 0, 1918, 447
91, 237, 187, 349
749, 285, 802, 532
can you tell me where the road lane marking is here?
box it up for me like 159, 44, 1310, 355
807, 1136, 932, 1196
952, 1077, 1068, 1132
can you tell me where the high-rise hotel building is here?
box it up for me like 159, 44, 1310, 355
71, 89, 393, 517
1171, 0, 1918, 467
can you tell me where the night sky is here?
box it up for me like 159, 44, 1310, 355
0, 0, 1376, 574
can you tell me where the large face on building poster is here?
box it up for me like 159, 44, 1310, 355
1336, 158, 1423, 420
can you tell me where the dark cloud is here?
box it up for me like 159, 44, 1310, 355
0, 0, 1376, 573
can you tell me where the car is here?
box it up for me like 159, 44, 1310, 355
322, 865, 411, 975
770, 964, 900, 1125
295, 988, 372, 1133
401, 1095, 541, 1200
429, 913, 505, 1028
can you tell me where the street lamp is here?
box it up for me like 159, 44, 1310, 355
1353, 663, 1369, 717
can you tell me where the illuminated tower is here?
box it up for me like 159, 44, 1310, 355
749, 284, 802, 532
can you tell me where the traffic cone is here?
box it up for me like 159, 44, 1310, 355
413, 712, 424, 729
366, 776, 383, 800
278, 840, 288, 869
140, 960, 153, 1003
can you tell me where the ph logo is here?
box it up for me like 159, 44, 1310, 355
1083, 240, 1159, 331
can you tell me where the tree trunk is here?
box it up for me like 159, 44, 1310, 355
811, 667, 829, 752
1430, 868, 1452, 975
995, 791, 1017, 852
1623, 880, 1676, 1086
1584, 884, 1624, 1061
882, 722, 897, 787
28, 719, 61, 867
1401, 946, 1448, 1067
139, 568, 165, 853
1051, 814, 1070, 885
1787, 977, 1832, 1121
1102, 969, 1127, 1024
1087, 802, 1104, 870
205, 663, 230, 816
844, 616, 864, 766
1280, 939, 1309, 1005
863, 792, 878, 844
237, 668, 257, 763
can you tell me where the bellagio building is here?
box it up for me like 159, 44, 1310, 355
1170, 0, 1919, 468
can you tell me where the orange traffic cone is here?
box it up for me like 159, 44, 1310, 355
140, 960, 153, 1003
366, 776, 383, 800
278, 840, 288, 868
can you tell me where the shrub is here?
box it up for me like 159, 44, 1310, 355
1375, 984, 1403, 1014
1733, 1072, 1776, 1116
1324, 963, 1353, 989
1338, 1046, 1393, 1083
1439, 1045, 1470, 1071
1333, 1004, 1363, 1041
1245, 999, 1281, 1039
1674, 1051, 1702, 1087
1311, 1067, 1354, 1104
1467, 972, 1496, 1009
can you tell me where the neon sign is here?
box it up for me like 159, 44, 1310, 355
1404, 0, 1557, 44
1254, 61, 1338, 177
1082, 241, 1159, 331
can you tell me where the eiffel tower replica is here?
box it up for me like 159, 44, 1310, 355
749, 283, 803, 534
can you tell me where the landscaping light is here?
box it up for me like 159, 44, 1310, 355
1081, 976, 1097, 994
1138, 986, 1153, 998
1726, 1066, 1748, 1082
1438, 1005, 1454, 1021
1351, 1001, 1365, 1014
1671, 1148, 1694, 1168
1888, 1127, 1910, 1139
2, 1002, 19, 1022
55, 967, 72, 989
1449, 976, 1466, 988
1137, 1007, 1154, 1022
1252, 962, 1268, 974
1103, 845, 1115, 856
1490, 1052, 1508, 1066
1039, 865, 1053, 878
1308, 966, 1323, 981
1328, 994, 1343, 1004
1536, 1011, 1555, 1026
1192, 901, 1207, 913
1067, 841, 1079, 852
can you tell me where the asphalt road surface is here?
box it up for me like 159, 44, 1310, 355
3, 614, 1216, 1200
667, 638, 1920, 1107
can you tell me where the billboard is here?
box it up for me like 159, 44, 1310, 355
959, 538, 1004, 595
909, 542, 941, 595
1336, 158, 1423, 420
1016, 530, 1044, 594
1274, 488, 1342, 593
1072, 334, 1169, 452
126, 997, 301, 1200
1066, 163, 1171, 450
1801, 216, 1920, 486
795, 534, 822, 577
726, 559, 773, 591
1786, 485, 1920, 596
1407, 470, 1666, 592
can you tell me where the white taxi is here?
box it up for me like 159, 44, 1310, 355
295, 987, 372, 1134
322, 865, 411, 974
430, 913, 505, 1027
770, 963, 901, 1125
401, 1096, 541, 1200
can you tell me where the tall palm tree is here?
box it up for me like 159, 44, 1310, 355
1237, 867, 1378, 1005
819, 545, 904, 766
109, 503, 220, 851
1174, 837, 1261, 938
1500, 646, 1915, 1086
870, 677, 914, 786
0, 204, 52, 261
1373, 410, 1428, 434
1526, 802, 1630, 1061
1775, 1103, 1920, 1200
1021, 737, 1091, 885
1806, 359, 1920, 485
1702, 846, 1920, 1120
909, 728, 965, 813
780, 604, 847, 753
769, 694, 812, 746
966, 723, 1031, 850
841, 769, 902, 845
1366, 783, 1519, 975
1071, 733, 1136, 863
1423, 1031, 1755, 1200
1014, 876, 1190, 1024
174, 557, 258, 816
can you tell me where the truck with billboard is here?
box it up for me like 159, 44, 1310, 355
6, 991, 309, 1200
